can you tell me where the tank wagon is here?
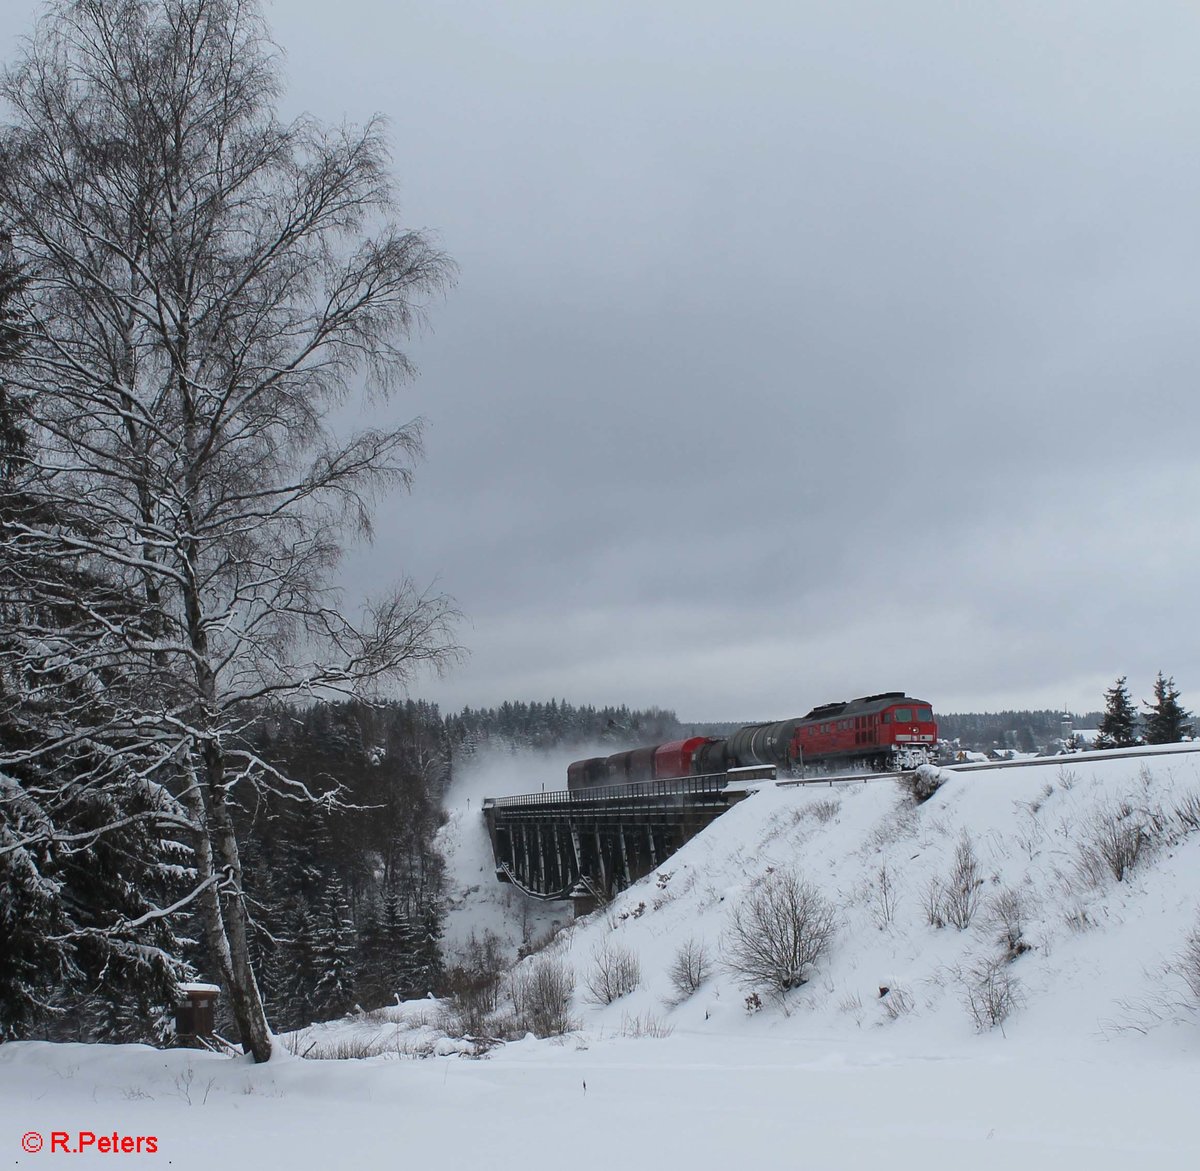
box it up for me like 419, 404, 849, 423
567, 692, 936, 790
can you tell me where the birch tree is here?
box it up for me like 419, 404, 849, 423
0, 0, 457, 1060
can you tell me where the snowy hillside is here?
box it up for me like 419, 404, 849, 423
4, 749, 1200, 1170
551, 748, 1200, 1043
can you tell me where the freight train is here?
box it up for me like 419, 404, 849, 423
567, 692, 937, 789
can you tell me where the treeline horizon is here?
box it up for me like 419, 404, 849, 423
442, 698, 1110, 755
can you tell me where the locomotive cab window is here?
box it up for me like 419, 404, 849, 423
881, 712, 890, 723
917, 708, 933, 722
894, 708, 912, 722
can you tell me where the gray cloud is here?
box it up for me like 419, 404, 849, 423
6, 0, 1200, 719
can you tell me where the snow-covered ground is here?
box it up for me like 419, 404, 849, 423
4, 747, 1200, 1170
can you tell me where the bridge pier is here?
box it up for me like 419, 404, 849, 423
482, 772, 764, 908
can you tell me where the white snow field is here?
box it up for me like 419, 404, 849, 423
4, 747, 1200, 1170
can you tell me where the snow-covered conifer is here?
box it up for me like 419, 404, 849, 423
312, 889, 357, 1020
1143, 673, 1192, 744
1094, 677, 1141, 749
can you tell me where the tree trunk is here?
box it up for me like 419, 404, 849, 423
205, 775, 273, 1062
180, 769, 272, 1061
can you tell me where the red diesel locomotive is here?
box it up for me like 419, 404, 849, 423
566, 692, 937, 790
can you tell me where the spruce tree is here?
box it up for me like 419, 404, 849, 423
281, 903, 320, 1029
1143, 673, 1192, 744
312, 887, 357, 1020
1094, 676, 1140, 748
410, 903, 444, 998
382, 887, 418, 1001
0, 248, 185, 1041
355, 901, 389, 1010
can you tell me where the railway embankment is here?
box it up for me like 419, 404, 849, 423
514, 745, 1200, 1045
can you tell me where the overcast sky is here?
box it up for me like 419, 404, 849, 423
5, 1, 1199, 721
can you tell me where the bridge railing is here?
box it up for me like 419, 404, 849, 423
485, 771, 732, 810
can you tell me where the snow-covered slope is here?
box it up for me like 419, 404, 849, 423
546, 748, 1200, 1045
4, 749, 1200, 1171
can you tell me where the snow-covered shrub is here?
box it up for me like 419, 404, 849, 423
667, 938, 713, 1001
618, 1011, 674, 1038
301, 1034, 394, 1060
1077, 799, 1159, 885
924, 876, 947, 928
517, 921, 566, 960
651, 890, 676, 913
584, 940, 641, 1005
509, 956, 576, 1036
394, 1034, 448, 1059
898, 764, 946, 805
962, 956, 1021, 1032
987, 887, 1033, 961
1028, 781, 1055, 815
926, 835, 982, 930
1062, 901, 1096, 934
1015, 806, 1047, 860
722, 869, 836, 996
796, 798, 840, 824
943, 834, 983, 929
1174, 915, 1200, 1007
866, 803, 918, 852
879, 985, 914, 1021
869, 863, 899, 930
443, 930, 506, 1034
1174, 791, 1200, 834
838, 990, 864, 1014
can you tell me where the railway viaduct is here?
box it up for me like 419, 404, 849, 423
481, 770, 770, 913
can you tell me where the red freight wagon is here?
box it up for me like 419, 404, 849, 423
653, 737, 717, 780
